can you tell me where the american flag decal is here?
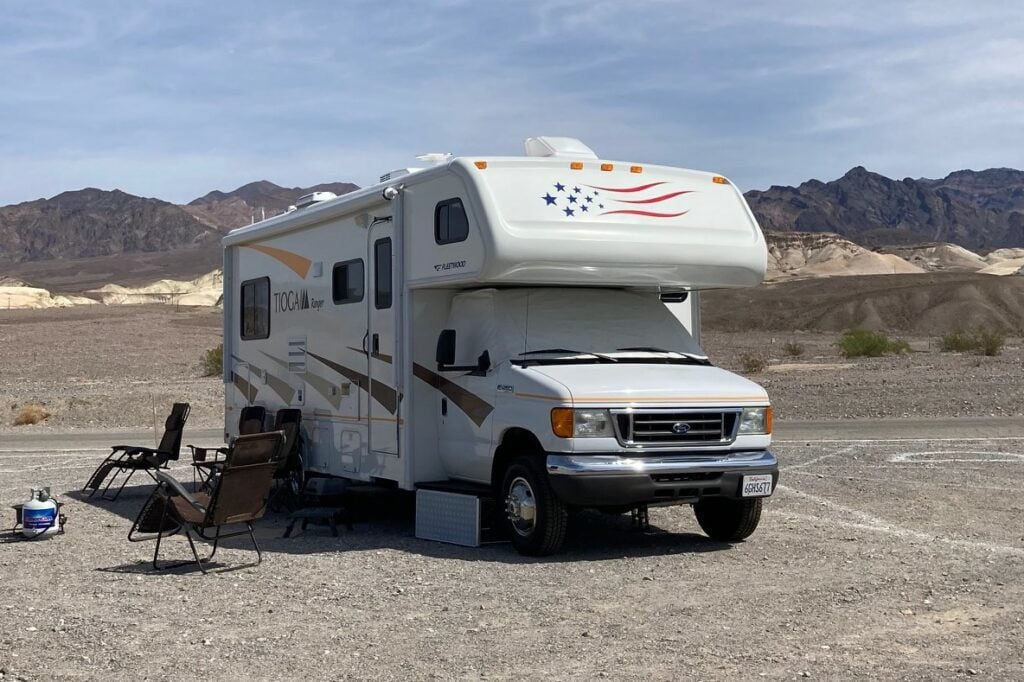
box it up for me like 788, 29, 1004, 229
540, 181, 692, 219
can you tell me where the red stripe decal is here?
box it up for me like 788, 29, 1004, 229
584, 181, 667, 193
615, 190, 693, 205
600, 209, 690, 218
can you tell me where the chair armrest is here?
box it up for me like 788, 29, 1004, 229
152, 470, 207, 513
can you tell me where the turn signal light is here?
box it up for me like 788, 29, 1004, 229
474, 160, 488, 169
765, 406, 773, 434
630, 165, 643, 174
570, 161, 584, 170
551, 408, 574, 438
600, 163, 614, 171
712, 175, 729, 184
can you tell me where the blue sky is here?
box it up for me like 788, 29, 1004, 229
1, 1, 1022, 205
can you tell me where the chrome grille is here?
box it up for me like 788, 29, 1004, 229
612, 409, 740, 448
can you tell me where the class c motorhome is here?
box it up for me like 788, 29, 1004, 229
222, 137, 777, 555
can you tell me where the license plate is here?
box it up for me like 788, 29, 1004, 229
741, 474, 773, 497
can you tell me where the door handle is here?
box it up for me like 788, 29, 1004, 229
441, 398, 448, 416
372, 333, 380, 355
362, 331, 369, 354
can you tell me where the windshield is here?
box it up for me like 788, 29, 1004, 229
445, 287, 707, 368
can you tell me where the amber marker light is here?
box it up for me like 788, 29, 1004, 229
712, 175, 729, 184
630, 165, 643, 173
551, 408, 574, 438
765, 406, 774, 434
600, 163, 614, 171
474, 160, 488, 169
570, 161, 584, 170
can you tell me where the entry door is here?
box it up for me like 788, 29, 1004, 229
368, 223, 398, 457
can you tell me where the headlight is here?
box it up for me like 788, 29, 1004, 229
551, 408, 614, 438
738, 406, 772, 435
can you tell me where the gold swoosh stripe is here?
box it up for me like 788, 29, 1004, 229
307, 351, 397, 414
241, 243, 312, 279
412, 363, 494, 427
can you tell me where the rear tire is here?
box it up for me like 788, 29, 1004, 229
694, 497, 763, 541
501, 457, 568, 556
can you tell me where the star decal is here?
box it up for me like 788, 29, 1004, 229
572, 186, 581, 194
554, 182, 566, 193
542, 193, 557, 206
580, 205, 589, 213
585, 195, 593, 203
567, 194, 578, 204
563, 207, 575, 217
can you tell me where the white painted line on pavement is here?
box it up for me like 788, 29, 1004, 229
775, 484, 1024, 556
776, 437, 1024, 444
888, 451, 1024, 464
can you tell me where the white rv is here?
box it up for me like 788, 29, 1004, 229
222, 137, 776, 555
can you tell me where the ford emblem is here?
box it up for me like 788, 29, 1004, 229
671, 422, 691, 434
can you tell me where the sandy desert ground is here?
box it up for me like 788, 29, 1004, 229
1, 305, 1023, 680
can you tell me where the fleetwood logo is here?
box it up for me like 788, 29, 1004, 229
671, 422, 691, 435
274, 289, 323, 312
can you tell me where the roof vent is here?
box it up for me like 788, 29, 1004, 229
380, 168, 420, 183
295, 191, 337, 209
524, 136, 598, 159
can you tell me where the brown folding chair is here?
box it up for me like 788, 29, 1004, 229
267, 409, 305, 512
190, 405, 266, 490
83, 403, 191, 501
128, 431, 284, 573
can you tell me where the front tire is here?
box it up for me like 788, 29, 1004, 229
501, 457, 568, 556
694, 497, 763, 541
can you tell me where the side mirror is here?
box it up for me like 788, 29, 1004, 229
436, 329, 490, 373
436, 329, 456, 367
660, 291, 689, 303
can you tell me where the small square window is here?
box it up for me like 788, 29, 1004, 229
240, 277, 270, 340
434, 198, 469, 244
332, 259, 364, 304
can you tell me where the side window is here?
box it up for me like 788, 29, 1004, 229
240, 277, 270, 340
434, 198, 469, 245
332, 259, 364, 304
374, 238, 392, 309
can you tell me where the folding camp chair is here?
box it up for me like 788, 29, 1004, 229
128, 430, 285, 573
266, 409, 305, 512
83, 403, 191, 501
190, 405, 266, 490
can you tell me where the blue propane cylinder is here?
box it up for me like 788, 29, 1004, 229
21, 487, 59, 538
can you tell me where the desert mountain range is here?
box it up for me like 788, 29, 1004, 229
0, 170, 1022, 332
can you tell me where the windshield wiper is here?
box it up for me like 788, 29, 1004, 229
614, 347, 711, 365
517, 348, 617, 363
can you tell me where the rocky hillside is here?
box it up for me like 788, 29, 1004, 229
185, 180, 359, 231
0, 188, 216, 264
0, 180, 359, 266
745, 167, 1024, 250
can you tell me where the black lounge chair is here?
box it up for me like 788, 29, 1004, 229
82, 403, 191, 501
267, 409, 306, 512
190, 405, 266, 489
128, 430, 284, 573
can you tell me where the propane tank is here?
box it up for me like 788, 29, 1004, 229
21, 487, 59, 539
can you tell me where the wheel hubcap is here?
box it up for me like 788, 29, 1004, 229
505, 476, 537, 537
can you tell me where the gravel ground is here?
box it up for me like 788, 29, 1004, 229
2, 306, 1024, 679
1, 306, 1020, 434
2, 435, 1023, 679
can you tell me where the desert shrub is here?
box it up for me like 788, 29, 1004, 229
201, 344, 223, 377
939, 328, 1005, 356
14, 403, 51, 426
976, 329, 1006, 356
782, 341, 805, 358
836, 329, 909, 358
739, 353, 769, 373
939, 329, 978, 353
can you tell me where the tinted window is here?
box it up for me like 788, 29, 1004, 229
374, 238, 392, 309
434, 198, 469, 244
240, 277, 270, 340
332, 259, 364, 304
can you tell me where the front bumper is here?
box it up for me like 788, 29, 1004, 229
546, 449, 778, 507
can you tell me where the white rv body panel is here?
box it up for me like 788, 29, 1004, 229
222, 140, 776, 531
